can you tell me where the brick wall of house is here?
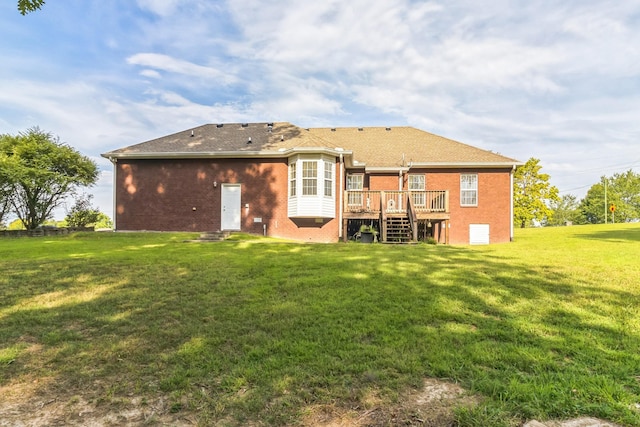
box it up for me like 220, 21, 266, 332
369, 174, 401, 191
115, 158, 340, 242
347, 168, 513, 244
418, 168, 513, 244
114, 159, 512, 244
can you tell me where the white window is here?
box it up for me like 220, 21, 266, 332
288, 155, 336, 218
408, 174, 425, 206
347, 174, 364, 206
302, 161, 317, 196
324, 161, 333, 197
289, 163, 296, 197
461, 174, 478, 206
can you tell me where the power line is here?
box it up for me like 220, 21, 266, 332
558, 184, 592, 194
554, 159, 640, 177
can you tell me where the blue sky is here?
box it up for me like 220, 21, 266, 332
2, 0, 640, 219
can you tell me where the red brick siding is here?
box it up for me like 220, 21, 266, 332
369, 174, 401, 191
114, 159, 512, 244
358, 168, 513, 244
115, 158, 340, 242
417, 168, 513, 244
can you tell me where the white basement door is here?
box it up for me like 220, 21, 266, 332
469, 224, 490, 245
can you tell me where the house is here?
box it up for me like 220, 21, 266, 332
101, 122, 522, 244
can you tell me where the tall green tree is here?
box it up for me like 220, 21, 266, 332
579, 170, 640, 223
548, 194, 580, 226
17, 0, 45, 15
0, 128, 98, 230
513, 157, 560, 228
65, 193, 101, 227
0, 172, 12, 228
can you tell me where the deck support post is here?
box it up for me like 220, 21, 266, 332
342, 217, 348, 242
445, 219, 450, 245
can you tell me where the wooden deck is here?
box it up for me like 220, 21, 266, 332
343, 190, 450, 243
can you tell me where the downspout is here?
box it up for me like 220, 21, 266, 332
109, 157, 117, 231
510, 165, 515, 241
338, 153, 344, 239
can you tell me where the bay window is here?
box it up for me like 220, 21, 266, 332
288, 154, 336, 218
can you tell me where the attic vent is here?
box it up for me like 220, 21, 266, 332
216, 124, 223, 128
241, 123, 249, 127
247, 137, 252, 144
385, 127, 391, 131
358, 127, 363, 131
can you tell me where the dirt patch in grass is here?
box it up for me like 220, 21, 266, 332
0, 376, 628, 426
0, 378, 195, 427
0, 378, 474, 426
300, 378, 480, 426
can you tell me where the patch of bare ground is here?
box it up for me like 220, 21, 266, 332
0, 376, 628, 426
301, 378, 480, 427
0, 379, 195, 427
524, 418, 623, 427
0, 377, 475, 426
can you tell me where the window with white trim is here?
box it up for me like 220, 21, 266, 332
408, 174, 425, 206
289, 163, 296, 197
302, 161, 317, 196
347, 174, 364, 206
460, 174, 478, 206
288, 154, 336, 218
324, 161, 333, 197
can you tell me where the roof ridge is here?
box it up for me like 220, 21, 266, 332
101, 122, 521, 167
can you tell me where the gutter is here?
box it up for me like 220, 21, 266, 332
510, 165, 515, 241
405, 161, 524, 169
107, 157, 117, 231
338, 153, 344, 239
100, 147, 352, 160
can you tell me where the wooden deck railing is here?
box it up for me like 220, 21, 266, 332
344, 190, 449, 215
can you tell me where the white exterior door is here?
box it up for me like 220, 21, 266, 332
221, 184, 241, 230
469, 224, 490, 245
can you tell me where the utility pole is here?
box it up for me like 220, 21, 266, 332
603, 177, 607, 224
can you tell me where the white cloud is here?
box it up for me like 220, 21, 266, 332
127, 53, 237, 84
139, 69, 161, 79
135, 0, 183, 16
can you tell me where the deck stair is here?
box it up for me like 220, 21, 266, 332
385, 216, 413, 243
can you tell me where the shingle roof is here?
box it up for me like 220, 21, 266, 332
102, 122, 520, 167
103, 122, 332, 155
306, 126, 519, 167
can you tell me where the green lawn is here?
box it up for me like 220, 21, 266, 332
1, 224, 640, 426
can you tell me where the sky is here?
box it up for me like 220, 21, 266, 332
1, 0, 640, 220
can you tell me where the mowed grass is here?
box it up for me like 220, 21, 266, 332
1, 224, 640, 426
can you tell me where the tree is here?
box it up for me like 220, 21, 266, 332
7, 218, 26, 230
94, 212, 114, 229
17, 0, 45, 15
0, 128, 98, 230
548, 194, 580, 226
513, 157, 560, 228
579, 170, 640, 223
65, 193, 101, 227
0, 175, 12, 228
